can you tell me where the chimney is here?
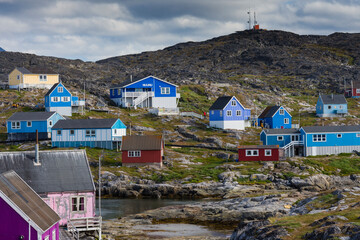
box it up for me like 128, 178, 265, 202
34, 130, 40, 165
331, 93, 334, 100
130, 75, 133, 82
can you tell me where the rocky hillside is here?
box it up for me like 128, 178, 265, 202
0, 30, 360, 98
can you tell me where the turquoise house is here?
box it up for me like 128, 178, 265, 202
316, 94, 347, 117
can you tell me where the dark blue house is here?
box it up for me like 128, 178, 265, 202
6, 112, 65, 141
258, 105, 292, 129
45, 82, 85, 116
110, 76, 180, 109
209, 96, 251, 130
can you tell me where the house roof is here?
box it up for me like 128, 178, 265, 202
7, 112, 56, 121
320, 94, 347, 104
258, 106, 281, 118
209, 96, 234, 110
0, 150, 95, 194
111, 75, 178, 88
16, 67, 32, 74
121, 135, 163, 151
301, 125, 360, 133
262, 128, 300, 135
45, 82, 61, 96
0, 171, 60, 232
52, 118, 123, 129
15, 67, 58, 75
238, 145, 279, 149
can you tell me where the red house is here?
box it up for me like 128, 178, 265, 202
238, 145, 283, 161
121, 135, 164, 167
345, 81, 360, 98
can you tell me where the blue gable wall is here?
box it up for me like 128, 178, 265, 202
315, 97, 324, 115
261, 132, 301, 147
111, 119, 127, 129
209, 97, 250, 122
258, 106, 292, 129
45, 83, 72, 108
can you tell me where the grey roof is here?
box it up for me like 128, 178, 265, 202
0, 171, 60, 232
15, 67, 58, 74
8, 112, 56, 121
52, 118, 118, 129
45, 82, 60, 96
0, 150, 95, 194
302, 125, 360, 133
16, 67, 31, 74
121, 135, 163, 151
209, 96, 233, 110
320, 94, 347, 104
238, 145, 279, 149
262, 128, 300, 135
258, 106, 281, 118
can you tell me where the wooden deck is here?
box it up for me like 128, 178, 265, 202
67, 217, 102, 240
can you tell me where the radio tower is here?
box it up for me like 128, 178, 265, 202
254, 12, 257, 27
247, 10, 252, 30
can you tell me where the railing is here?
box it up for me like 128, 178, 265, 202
133, 92, 149, 106
176, 93, 181, 98
72, 100, 85, 106
180, 111, 204, 119
124, 91, 154, 98
67, 217, 102, 240
282, 141, 304, 158
149, 108, 180, 116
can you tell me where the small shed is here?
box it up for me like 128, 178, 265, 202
0, 170, 60, 240
238, 145, 283, 161
121, 135, 164, 167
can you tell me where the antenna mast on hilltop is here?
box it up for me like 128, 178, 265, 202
247, 10, 252, 30
254, 12, 257, 26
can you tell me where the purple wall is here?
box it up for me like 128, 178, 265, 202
0, 196, 38, 240
42, 222, 59, 240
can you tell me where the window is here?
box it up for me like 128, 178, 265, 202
357, 89, 360, 94
339, 105, 343, 109
161, 87, 170, 94
86, 130, 96, 137
58, 87, 63, 93
114, 129, 117, 134
211, 110, 214, 115
44, 236, 49, 240
357, 133, 360, 138
279, 109, 284, 115
11, 121, 20, 129
57, 130, 61, 135
277, 136, 284, 141
70, 130, 75, 135
17, 75, 20, 80
292, 135, 299, 141
219, 111, 222, 117
337, 134, 342, 138
49, 120, 53, 127
231, 100, 236, 106
52, 97, 59, 102
284, 118, 289, 124
128, 150, 141, 157
71, 196, 85, 212
328, 105, 331, 109
265, 149, 272, 156
62, 96, 70, 102
246, 150, 259, 156
313, 134, 326, 142
236, 110, 242, 116
27, 121, 32, 127
52, 230, 56, 240
39, 75, 47, 81
226, 110, 232, 116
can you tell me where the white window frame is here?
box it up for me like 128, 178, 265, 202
27, 121, 32, 127
71, 196, 86, 212
52, 230, 56, 240
279, 109, 284, 115
245, 150, 259, 156
86, 129, 96, 137
57, 130, 61, 135
284, 118, 289, 124
39, 75, 47, 81
313, 134, 326, 142
161, 87, 170, 94
265, 149, 272, 156
337, 134, 342, 138
11, 121, 20, 129
357, 133, 360, 138
44, 236, 49, 240
17, 75, 20, 80
277, 136, 284, 141
226, 110, 232, 116
356, 89, 360, 94
231, 100, 236, 106
128, 150, 141, 157
58, 86, 63, 93
236, 110, 241, 116
52, 96, 59, 102
62, 96, 70, 102
49, 120, 53, 127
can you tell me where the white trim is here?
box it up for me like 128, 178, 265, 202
222, 96, 250, 111
265, 149, 272, 156
120, 75, 178, 88
128, 150, 141, 157
277, 136, 284, 141
245, 150, 259, 156
271, 106, 292, 118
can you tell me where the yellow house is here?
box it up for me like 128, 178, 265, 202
8, 67, 59, 89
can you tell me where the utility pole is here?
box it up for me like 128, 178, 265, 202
98, 151, 102, 218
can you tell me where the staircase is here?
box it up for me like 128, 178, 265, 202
282, 141, 303, 158
133, 92, 153, 107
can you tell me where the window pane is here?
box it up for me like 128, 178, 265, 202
79, 197, 85, 211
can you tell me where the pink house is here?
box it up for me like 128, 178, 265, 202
0, 170, 60, 240
0, 149, 96, 226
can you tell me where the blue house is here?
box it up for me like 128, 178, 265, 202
7, 112, 64, 141
316, 94, 347, 117
51, 118, 126, 150
258, 105, 292, 129
45, 82, 85, 116
209, 96, 251, 130
109, 76, 180, 109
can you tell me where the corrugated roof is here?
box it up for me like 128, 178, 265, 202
0, 150, 95, 194
209, 96, 233, 110
258, 106, 281, 118
52, 118, 119, 129
0, 170, 60, 232
8, 112, 56, 121
320, 94, 347, 104
238, 145, 279, 149
302, 125, 360, 133
45, 82, 60, 96
121, 135, 163, 151
262, 128, 300, 135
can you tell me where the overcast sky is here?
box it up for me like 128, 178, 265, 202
0, 0, 359, 61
